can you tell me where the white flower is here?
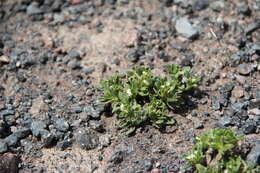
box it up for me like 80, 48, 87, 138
126, 89, 132, 96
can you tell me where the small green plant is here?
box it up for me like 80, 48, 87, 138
185, 128, 259, 173
99, 65, 199, 130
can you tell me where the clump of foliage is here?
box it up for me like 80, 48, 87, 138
99, 65, 199, 130
185, 128, 259, 173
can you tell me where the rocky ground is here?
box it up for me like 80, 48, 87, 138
0, 0, 259, 173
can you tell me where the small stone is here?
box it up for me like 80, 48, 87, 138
0, 120, 8, 138
70, 104, 82, 113
0, 101, 4, 111
175, 17, 199, 40
193, 119, 204, 129
67, 60, 81, 70
143, 158, 154, 171
54, 118, 69, 132
0, 140, 8, 154
247, 145, 260, 165
82, 67, 95, 75
0, 153, 18, 173
106, 0, 117, 5
191, 111, 197, 117
89, 120, 104, 132
232, 86, 244, 98
56, 138, 72, 150
99, 135, 111, 147
210, 1, 225, 12
41, 133, 55, 147
13, 128, 30, 139
126, 48, 141, 62
251, 44, 260, 55
75, 129, 98, 150
192, 0, 209, 11
109, 151, 124, 164
84, 105, 101, 119
124, 29, 138, 47
70, 0, 82, 5
248, 108, 260, 116
68, 50, 81, 60
0, 56, 10, 63
235, 75, 247, 84
243, 121, 256, 134
237, 5, 251, 16
237, 63, 254, 75
211, 97, 221, 111
94, 0, 105, 6
4, 135, 18, 147
51, 0, 63, 12
0, 110, 15, 117
219, 116, 232, 126
91, 163, 99, 172
255, 91, 260, 99
30, 121, 47, 137
249, 98, 260, 109
26, 2, 43, 15
245, 22, 260, 35
16, 73, 26, 82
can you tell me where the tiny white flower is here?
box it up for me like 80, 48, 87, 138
126, 89, 132, 96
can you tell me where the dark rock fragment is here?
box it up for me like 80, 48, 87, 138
109, 150, 124, 164
0, 153, 19, 173
143, 158, 154, 171
237, 5, 251, 16
247, 145, 260, 165
26, 2, 43, 15
30, 121, 47, 137
54, 118, 69, 132
242, 121, 256, 134
192, 0, 209, 11
245, 21, 260, 35
0, 140, 8, 154
68, 50, 81, 60
4, 135, 18, 147
219, 116, 232, 126
175, 17, 199, 40
237, 63, 254, 75
193, 119, 204, 129
75, 129, 98, 150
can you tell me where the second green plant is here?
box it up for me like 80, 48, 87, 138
100, 65, 199, 129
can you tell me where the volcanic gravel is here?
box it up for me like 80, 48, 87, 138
0, 0, 259, 173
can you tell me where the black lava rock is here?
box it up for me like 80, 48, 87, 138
242, 121, 257, 134
0, 109, 15, 117
245, 21, 260, 35
75, 129, 98, 150
30, 121, 47, 137
192, 0, 209, 11
13, 128, 31, 139
0, 140, 8, 154
237, 5, 251, 16
109, 150, 124, 164
67, 60, 82, 70
99, 135, 111, 148
41, 132, 56, 147
193, 119, 204, 129
54, 118, 69, 132
247, 144, 260, 165
89, 120, 105, 132
237, 63, 255, 75
219, 116, 232, 127
4, 134, 18, 147
68, 50, 81, 60
143, 158, 154, 171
